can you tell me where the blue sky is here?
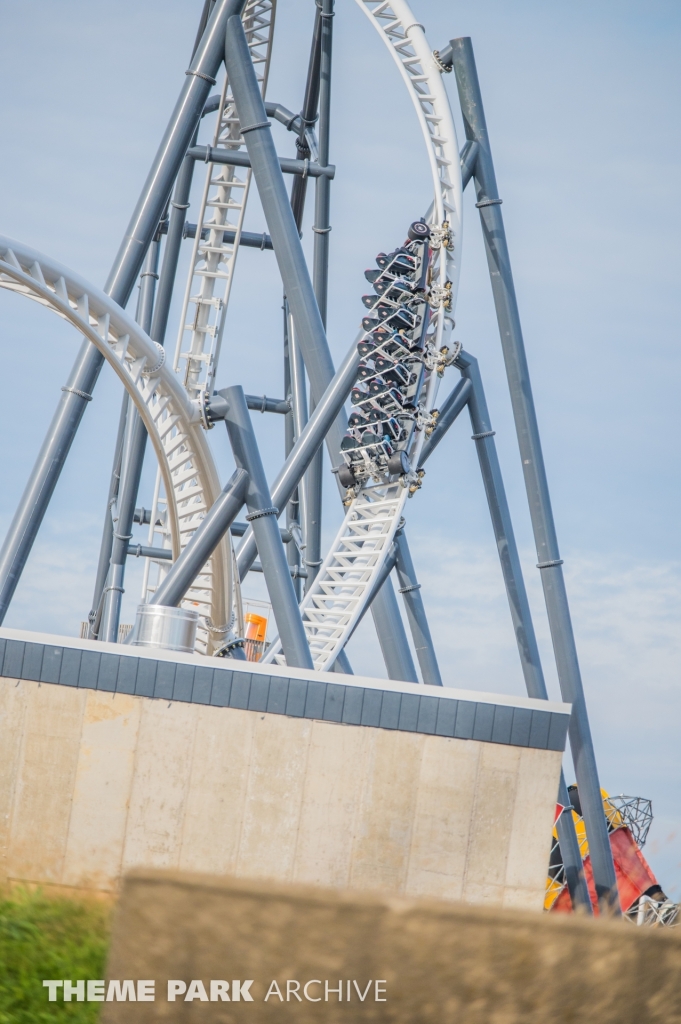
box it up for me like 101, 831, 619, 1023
0, 0, 679, 895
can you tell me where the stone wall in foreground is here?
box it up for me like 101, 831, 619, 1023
101, 870, 681, 1024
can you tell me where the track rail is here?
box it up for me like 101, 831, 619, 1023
174, 0, 277, 401
0, 237, 227, 653
264, 1, 463, 672
142, 0, 277, 639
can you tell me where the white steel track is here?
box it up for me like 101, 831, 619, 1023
264, 1, 463, 673
355, 0, 463, 334
143, 0, 277, 634
263, 484, 407, 671
174, 0, 276, 400
0, 237, 228, 654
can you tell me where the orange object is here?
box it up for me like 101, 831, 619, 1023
244, 613, 267, 643
551, 826, 659, 915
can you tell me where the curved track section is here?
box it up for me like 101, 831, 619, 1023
0, 237, 228, 653
264, 3, 463, 673
354, 0, 463, 329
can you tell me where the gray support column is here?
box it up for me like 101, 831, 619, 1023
282, 302, 296, 590
229, 335, 361, 580
289, 4, 322, 228
224, 20, 412, 676
91, 141, 198, 628
287, 311, 308, 601
105, 0, 247, 303
458, 351, 547, 703
151, 468, 249, 608
0, 0, 247, 626
450, 39, 617, 912
392, 531, 443, 686
98, 409, 147, 642
222, 386, 313, 670
456, 349, 591, 911
99, 240, 161, 642
334, 649, 353, 675
0, 337, 106, 625
371, 577, 418, 684
459, 139, 479, 191
151, 152, 197, 345
418, 377, 472, 468
306, 0, 335, 593
88, 395, 129, 637
312, 0, 334, 326
224, 16, 335, 410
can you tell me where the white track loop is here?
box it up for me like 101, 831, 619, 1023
0, 237, 228, 654
266, 4, 464, 673
353, 0, 463, 307
262, 484, 408, 671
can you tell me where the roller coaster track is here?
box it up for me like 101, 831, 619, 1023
173, 0, 276, 400
262, 0, 463, 672
0, 238, 227, 654
142, 0, 277, 638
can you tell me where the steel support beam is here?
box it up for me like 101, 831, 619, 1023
90, 148, 196, 630
225, 13, 415, 675
0, 0, 248, 626
371, 576, 418, 684
128, 544, 172, 561
152, 152, 198, 345
454, 350, 590, 910
289, 3, 323, 227
106, 0, 248, 302
333, 649, 353, 675
418, 377, 472, 468
451, 38, 617, 913
287, 1, 324, 598
228, 337, 361, 579
222, 386, 313, 670
224, 15, 336, 414
287, 311, 308, 602
392, 531, 443, 687
459, 139, 479, 191
88, 395, 130, 637
100, 240, 161, 641
306, 0, 335, 594
151, 468, 249, 608
184, 223, 273, 250
187, 145, 335, 178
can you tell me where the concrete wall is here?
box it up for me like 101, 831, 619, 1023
0, 668, 563, 910
102, 871, 681, 1024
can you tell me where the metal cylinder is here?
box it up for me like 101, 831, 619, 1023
130, 604, 199, 654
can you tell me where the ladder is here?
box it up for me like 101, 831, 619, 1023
140, 0, 276, 652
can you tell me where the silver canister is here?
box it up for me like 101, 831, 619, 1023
130, 604, 199, 654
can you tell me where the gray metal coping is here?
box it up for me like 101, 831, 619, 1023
0, 628, 571, 752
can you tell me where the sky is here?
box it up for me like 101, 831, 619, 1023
0, 0, 679, 895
